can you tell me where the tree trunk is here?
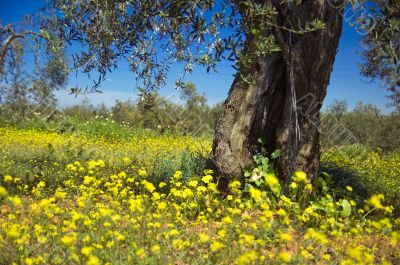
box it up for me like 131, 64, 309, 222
212, 0, 344, 190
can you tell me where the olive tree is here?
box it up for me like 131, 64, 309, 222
43, 0, 345, 186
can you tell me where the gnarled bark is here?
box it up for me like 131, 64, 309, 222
212, 0, 344, 190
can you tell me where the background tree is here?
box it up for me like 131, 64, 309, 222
0, 16, 56, 77
111, 99, 140, 125
177, 82, 211, 135
360, 0, 400, 111
137, 90, 163, 130
0, 39, 31, 120
321, 100, 400, 152
1, 15, 68, 123
327, 99, 348, 122
30, 51, 68, 118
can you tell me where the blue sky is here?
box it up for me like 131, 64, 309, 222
0, 0, 394, 112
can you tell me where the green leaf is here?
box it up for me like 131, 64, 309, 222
40, 29, 50, 40
340, 199, 352, 217
244, 183, 254, 192
255, 179, 264, 187
271, 149, 281, 159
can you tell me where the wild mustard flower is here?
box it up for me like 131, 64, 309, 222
322, 253, 331, 261
197, 186, 207, 193
235, 251, 257, 265
222, 216, 233, 224
203, 169, 213, 175
157, 201, 167, 210
66, 164, 78, 172
390, 231, 400, 246
61, 235, 75, 246
172, 239, 190, 250
7, 225, 20, 239
122, 157, 131, 165
229, 180, 241, 189
290, 182, 297, 189
207, 183, 218, 193
249, 188, 262, 202
81, 246, 93, 256
142, 180, 156, 193
277, 251, 292, 263
210, 241, 224, 252
202, 175, 213, 184
173, 170, 183, 180
279, 232, 292, 242
239, 234, 255, 246
265, 174, 281, 194
0, 186, 7, 197
265, 174, 278, 186
293, 171, 308, 183
182, 188, 193, 198
138, 168, 147, 177
198, 233, 210, 243
86, 255, 100, 265
151, 244, 161, 254
188, 180, 198, 187
4, 174, 13, 182
367, 194, 385, 209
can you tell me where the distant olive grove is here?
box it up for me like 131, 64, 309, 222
61, 83, 223, 136
321, 100, 400, 153
0, 81, 223, 137
0, 81, 399, 153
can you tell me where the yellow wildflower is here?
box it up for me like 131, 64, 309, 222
210, 241, 224, 252
293, 171, 308, 183
202, 175, 213, 184
277, 252, 292, 263
138, 168, 147, 177
0, 186, 8, 197
198, 233, 210, 243
86, 255, 100, 265
81, 246, 93, 256
4, 175, 13, 182
367, 194, 384, 209
151, 244, 160, 254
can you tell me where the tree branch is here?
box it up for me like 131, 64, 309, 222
0, 24, 44, 75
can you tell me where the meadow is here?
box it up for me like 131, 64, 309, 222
0, 123, 399, 265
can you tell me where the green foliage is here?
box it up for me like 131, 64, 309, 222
322, 145, 400, 215
321, 100, 400, 153
64, 84, 221, 137
340, 199, 352, 218
44, 0, 328, 91
360, 0, 400, 110
0, 41, 68, 122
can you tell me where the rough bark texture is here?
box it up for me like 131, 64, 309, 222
212, 0, 344, 190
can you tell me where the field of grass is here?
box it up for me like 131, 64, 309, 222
0, 126, 399, 264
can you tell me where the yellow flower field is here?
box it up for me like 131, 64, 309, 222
0, 127, 399, 264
